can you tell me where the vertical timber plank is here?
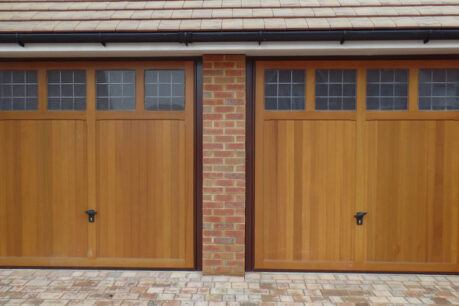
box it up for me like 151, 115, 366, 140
86, 68, 97, 259
355, 68, 367, 264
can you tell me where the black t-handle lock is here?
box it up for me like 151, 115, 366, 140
354, 212, 367, 225
85, 210, 97, 223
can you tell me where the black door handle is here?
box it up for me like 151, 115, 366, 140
85, 210, 97, 223
354, 212, 367, 225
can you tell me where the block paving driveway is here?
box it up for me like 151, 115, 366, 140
0, 269, 458, 305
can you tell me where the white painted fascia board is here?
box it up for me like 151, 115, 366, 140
0, 40, 458, 57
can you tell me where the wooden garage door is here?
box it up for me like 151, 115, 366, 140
0, 61, 194, 268
254, 60, 459, 273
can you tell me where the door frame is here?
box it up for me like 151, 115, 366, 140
0, 57, 203, 271
245, 55, 459, 273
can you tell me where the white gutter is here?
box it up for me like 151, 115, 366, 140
0, 40, 458, 57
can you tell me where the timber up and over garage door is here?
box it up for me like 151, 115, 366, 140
0, 61, 195, 269
254, 60, 459, 273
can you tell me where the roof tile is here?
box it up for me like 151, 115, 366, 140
306, 18, 331, 29
370, 17, 397, 28
313, 8, 337, 17
95, 20, 121, 31
326, 17, 353, 29
292, 8, 315, 17
74, 20, 101, 31
180, 19, 201, 30
115, 20, 141, 31
264, 18, 286, 29
284, 17, 308, 29
222, 18, 243, 29
151, 10, 173, 18
222, 0, 242, 8
201, 19, 222, 30
144, 2, 165, 9
125, 2, 146, 9
164, 1, 184, 9
158, 19, 182, 30
212, 9, 233, 18
137, 19, 160, 31
110, 10, 134, 19
183, 1, 202, 8
52, 21, 80, 31
349, 17, 375, 28
272, 8, 294, 17
242, 18, 265, 30
1, 0, 458, 32
202, 0, 222, 8
253, 9, 274, 17
233, 8, 253, 18
260, 0, 281, 7
172, 10, 194, 19
130, 10, 154, 19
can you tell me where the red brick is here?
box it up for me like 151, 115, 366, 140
214, 151, 234, 157
225, 113, 244, 120
203, 244, 224, 252
204, 216, 222, 223
214, 223, 234, 229
224, 173, 245, 179
225, 216, 245, 223
225, 128, 245, 135
214, 253, 235, 260
203, 230, 223, 237
215, 180, 234, 187
203, 113, 223, 120
226, 231, 244, 238
225, 99, 244, 105
214, 194, 233, 201
204, 99, 224, 105
214, 237, 234, 244
215, 135, 234, 143
225, 84, 245, 90
214, 121, 234, 128
203, 143, 224, 150
203, 158, 223, 164
226, 143, 244, 150
225, 202, 245, 208
214, 62, 235, 69
204, 84, 223, 90
203, 172, 223, 179
214, 106, 234, 112
203, 70, 224, 76
214, 77, 235, 84
203, 259, 223, 266
225, 69, 245, 76
204, 128, 224, 135
214, 209, 234, 216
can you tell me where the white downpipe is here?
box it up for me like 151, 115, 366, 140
0, 40, 458, 57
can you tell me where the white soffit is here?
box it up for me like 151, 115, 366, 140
0, 40, 458, 57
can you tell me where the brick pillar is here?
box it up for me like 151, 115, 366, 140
202, 55, 246, 275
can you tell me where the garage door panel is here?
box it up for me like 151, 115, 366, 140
365, 120, 459, 264
258, 120, 356, 266
0, 61, 195, 269
0, 120, 88, 258
96, 120, 191, 263
255, 61, 459, 273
